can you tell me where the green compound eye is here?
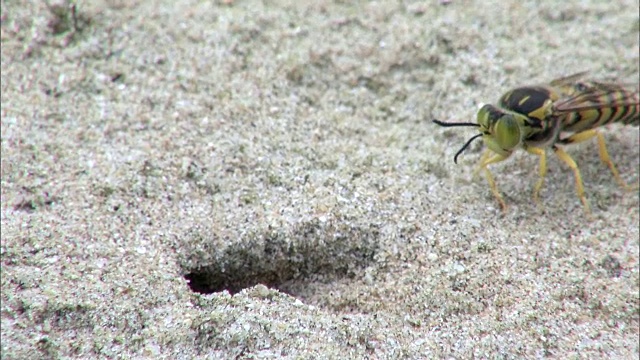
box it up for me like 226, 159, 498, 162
493, 115, 521, 151
475, 104, 495, 129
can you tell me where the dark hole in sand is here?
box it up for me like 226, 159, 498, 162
184, 220, 380, 296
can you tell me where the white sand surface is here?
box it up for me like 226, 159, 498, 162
2, 0, 638, 358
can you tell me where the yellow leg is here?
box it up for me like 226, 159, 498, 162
479, 152, 511, 211
473, 150, 492, 178
559, 129, 638, 191
524, 146, 547, 204
552, 145, 590, 213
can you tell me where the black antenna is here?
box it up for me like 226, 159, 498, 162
432, 119, 482, 164
433, 119, 480, 128
453, 133, 482, 164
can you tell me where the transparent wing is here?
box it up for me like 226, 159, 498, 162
552, 85, 639, 114
548, 71, 590, 87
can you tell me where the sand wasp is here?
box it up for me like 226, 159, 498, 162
433, 72, 639, 212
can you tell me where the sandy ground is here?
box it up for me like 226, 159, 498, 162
1, 0, 639, 358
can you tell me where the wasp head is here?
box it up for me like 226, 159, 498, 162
433, 104, 526, 163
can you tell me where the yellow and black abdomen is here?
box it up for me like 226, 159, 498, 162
559, 87, 640, 133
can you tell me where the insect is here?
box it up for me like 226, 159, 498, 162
433, 72, 639, 212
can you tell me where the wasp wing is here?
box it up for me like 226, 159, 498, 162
552, 85, 639, 114
548, 71, 590, 87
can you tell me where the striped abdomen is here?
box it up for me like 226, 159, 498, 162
557, 86, 639, 133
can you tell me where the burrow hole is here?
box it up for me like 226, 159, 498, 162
184, 220, 380, 297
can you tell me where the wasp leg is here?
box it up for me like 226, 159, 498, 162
479, 152, 510, 211
551, 145, 590, 212
473, 150, 493, 178
559, 129, 638, 191
524, 146, 547, 205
